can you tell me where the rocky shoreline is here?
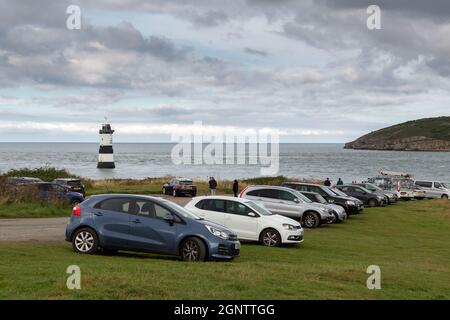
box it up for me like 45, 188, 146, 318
344, 136, 450, 152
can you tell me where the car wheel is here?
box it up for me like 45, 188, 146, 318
260, 228, 281, 247
72, 228, 98, 254
302, 212, 320, 228
368, 199, 378, 207
181, 237, 206, 262
442, 194, 449, 199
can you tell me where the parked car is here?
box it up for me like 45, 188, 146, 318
35, 182, 84, 206
6, 177, 43, 185
336, 185, 386, 207
52, 178, 86, 196
299, 191, 347, 223
239, 185, 335, 228
65, 194, 240, 261
162, 178, 197, 197
185, 196, 304, 247
354, 182, 397, 204
281, 182, 364, 215
414, 180, 450, 199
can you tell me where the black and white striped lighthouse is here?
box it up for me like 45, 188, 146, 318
97, 120, 115, 169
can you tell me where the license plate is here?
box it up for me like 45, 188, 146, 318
234, 242, 241, 250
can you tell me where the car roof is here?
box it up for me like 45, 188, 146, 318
246, 185, 299, 191
191, 195, 250, 203
299, 191, 320, 195
283, 181, 322, 187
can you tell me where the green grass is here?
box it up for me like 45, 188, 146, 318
0, 200, 449, 299
0, 203, 71, 218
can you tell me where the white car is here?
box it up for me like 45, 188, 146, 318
185, 196, 304, 247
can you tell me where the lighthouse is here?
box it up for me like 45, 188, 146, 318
97, 120, 115, 169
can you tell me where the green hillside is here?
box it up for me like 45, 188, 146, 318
368, 117, 450, 141
345, 116, 450, 151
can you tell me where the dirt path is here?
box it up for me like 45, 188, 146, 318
0, 196, 191, 243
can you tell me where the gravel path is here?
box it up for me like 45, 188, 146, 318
0, 196, 192, 243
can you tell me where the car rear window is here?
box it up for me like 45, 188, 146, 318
179, 180, 193, 185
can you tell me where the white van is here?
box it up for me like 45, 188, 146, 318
414, 181, 450, 199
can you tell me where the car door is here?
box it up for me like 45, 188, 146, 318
224, 200, 259, 240
128, 199, 178, 254
276, 190, 302, 219
432, 182, 445, 198
195, 199, 226, 226
254, 189, 282, 213
351, 187, 369, 203
92, 197, 133, 248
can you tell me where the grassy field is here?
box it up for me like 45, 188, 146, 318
0, 199, 449, 299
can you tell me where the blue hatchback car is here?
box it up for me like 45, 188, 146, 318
65, 194, 241, 261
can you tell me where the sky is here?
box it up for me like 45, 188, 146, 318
0, 0, 449, 142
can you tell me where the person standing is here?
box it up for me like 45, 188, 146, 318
324, 178, 331, 187
232, 179, 239, 197
337, 178, 344, 186
209, 177, 217, 196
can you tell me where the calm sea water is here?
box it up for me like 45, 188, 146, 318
0, 143, 448, 182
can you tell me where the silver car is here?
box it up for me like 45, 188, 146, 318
414, 181, 450, 199
299, 191, 347, 223
239, 185, 335, 228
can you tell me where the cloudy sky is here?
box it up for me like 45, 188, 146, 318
0, 0, 449, 142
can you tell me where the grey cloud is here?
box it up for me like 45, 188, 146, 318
244, 48, 268, 57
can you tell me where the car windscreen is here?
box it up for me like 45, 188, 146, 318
329, 188, 347, 197
245, 201, 272, 216
321, 186, 337, 197
165, 201, 201, 220
366, 183, 382, 191
292, 190, 312, 203
441, 183, 450, 189
315, 194, 328, 204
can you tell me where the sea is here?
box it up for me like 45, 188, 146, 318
0, 143, 449, 182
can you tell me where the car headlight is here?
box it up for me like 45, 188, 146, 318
328, 199, 334, 203
205, 225, 229, 240
346, 200, 355, 205
282, 223, 297, 230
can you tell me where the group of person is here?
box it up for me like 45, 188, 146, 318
208, 177, 240, 197
324, 177, 344, 187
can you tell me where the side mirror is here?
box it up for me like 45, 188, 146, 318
293, 198, 300, 203
163, 213, 175, 225
248, 212, 256, 217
